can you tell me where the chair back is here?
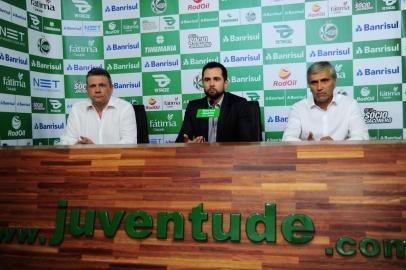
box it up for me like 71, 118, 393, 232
133, 104, 149, 144
246, 101, 262, 141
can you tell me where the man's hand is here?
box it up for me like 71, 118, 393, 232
320, 136, 333, 141
77, 136, 94, 144
183, 134, 205, 143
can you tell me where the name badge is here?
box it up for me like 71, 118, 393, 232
196, 108, 220, 118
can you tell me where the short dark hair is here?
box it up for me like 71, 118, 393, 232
202, 61, 228, 81
86, 67, 112, 86
307, 61, 337, 83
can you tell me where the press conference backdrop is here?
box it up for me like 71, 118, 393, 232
0, 0, 405, 145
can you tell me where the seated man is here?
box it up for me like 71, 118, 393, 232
59, 67, 137, 145
176, 61, 251, 143
282, 61, 369, 141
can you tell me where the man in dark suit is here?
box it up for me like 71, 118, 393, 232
176, 62, 252, 143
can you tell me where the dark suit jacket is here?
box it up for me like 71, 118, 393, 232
176, 92, 252, 142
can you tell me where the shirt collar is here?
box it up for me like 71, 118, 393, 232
307, 94, 339, 109
86, 96, 117, 110
207, 94, 224, 108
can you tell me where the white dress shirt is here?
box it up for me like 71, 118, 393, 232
59, 96, 137, 145
282, 94, 369, 141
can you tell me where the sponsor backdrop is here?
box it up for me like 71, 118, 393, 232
0, 0, 405, 145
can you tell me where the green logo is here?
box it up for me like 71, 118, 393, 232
104, 19, 139, 35
63, 36, 104, 59
286, 89, 307, 106
141, 0, 178, 17
353, 39, 401, 59
148, 110, 182, 134
180, 12, 218, 30
0, 113, 31, 140
377, 0, 399, 12
0, 19, 28, 53
378, 84, 402, 102
265, 90, 285, 106
142, 71, 181, 96
181, 52, 220, 70
221, 24, 262, 51
105, 58, 141, 74
264, 47, 306, 64
141, 32, 180, 56
353, 0, 376, 14
0, 66, 30, 96
30, 55, 63, 74
354, 86, 378, 103
31, 97, 47, 113
64, 75, 87, 98
227, 66, 263, 92
47, 98, 65, 114
219, 0, 261, 9
182, 93, 203, 110
306, 17, 352, 45
246, 92, 260, 101
265, 132, 283, 142
62, 0, 102, 21
331, 61, 353, 87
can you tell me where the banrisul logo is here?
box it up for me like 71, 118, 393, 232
355, 21, 399, 33
0, 66, 29, 95
354, 39, 401, 59
63, 36, 103, 59
356, 66, 400, 76
0, 19, 28, 53
181, 52, 220, 70
264, 47, 306, 64
30, 55, 63, 74
148, 111, 182, 134
307, 43, 352, 61
227, 66, 263, 92
104, 3, 138, 13
141, 32, 180, 56
221, 24, 261, 51
105, 58, 141, 74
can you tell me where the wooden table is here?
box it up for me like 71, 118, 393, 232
0, 141, 405, 269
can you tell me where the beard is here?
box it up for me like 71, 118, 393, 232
204, 88, 224, 102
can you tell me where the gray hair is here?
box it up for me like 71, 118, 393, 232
307, 61, 337, 83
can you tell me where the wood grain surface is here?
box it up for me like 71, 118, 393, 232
0, 141, 405, 269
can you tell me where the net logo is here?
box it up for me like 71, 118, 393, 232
193, 74, 203, 91
8, 116, 25, 136
188, 34, 212, 49
355, 21, 399, 32
3, 73, 26, 90
0, 25, 25, 42
72, 0, 91, 14
105, 4, 138, 12
319, 23, 337, 41
73, 80, 86, 94
37, 37, 50, 54
33, 78, 60, 89
151, 0, 167, 14
364, 108, 392, 124
188, 0, 210, 11
29, 14, 40, 26
30, 0, 56, 13
152, 74, 171, 87
356, 66, 400, 76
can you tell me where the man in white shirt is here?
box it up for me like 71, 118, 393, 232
59, 68, 137, 145
282, 61, 369, 141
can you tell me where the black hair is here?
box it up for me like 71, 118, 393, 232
86, 67, 112, 86
202, 61, 228, 81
